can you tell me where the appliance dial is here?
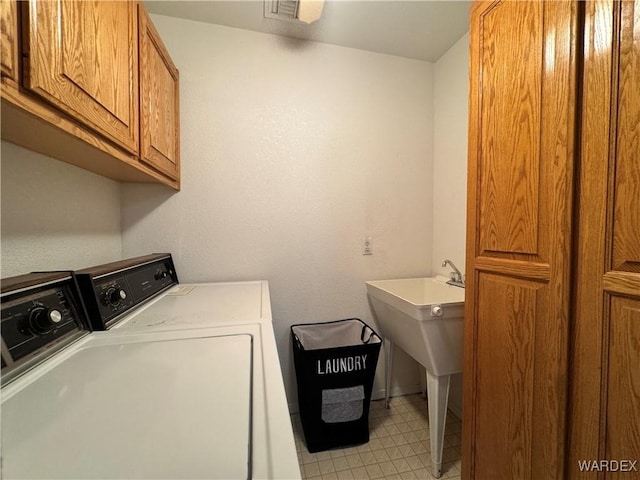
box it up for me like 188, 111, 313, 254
154, 270, 168, 280
104, 287, 127, 306
28, 306, 63, 335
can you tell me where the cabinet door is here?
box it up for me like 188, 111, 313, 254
1, 0, 18, 80
569, 0, 640, 476
22, 0, 138, 154
138, 5, 180, 183
463, 1, 579, 478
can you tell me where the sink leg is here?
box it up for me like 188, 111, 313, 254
384, 340, 393, 409
426, 371, 450, 479
420, 365, 427, 398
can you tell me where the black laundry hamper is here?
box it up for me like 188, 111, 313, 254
291, 318, 382, 453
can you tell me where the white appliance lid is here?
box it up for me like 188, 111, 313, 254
117, 282, 265, 329
2, 333, 253, 479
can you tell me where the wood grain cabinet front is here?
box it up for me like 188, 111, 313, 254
138, 4, 180, 185
568, 0, 640, 476
464, 1, 640, 479
1, 0, 18, 80
464, 2, 578, 478
0, 0, 180, 190
22, 0, 139, 155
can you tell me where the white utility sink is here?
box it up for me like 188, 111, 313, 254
366, 276, 464, 479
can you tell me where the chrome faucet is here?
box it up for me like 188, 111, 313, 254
442, 259, 464, 287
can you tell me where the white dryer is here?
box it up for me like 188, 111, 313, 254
109, 281, 298, 480
1, 256, 300, 479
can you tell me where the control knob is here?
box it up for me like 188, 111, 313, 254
154, 270, 168, 280
28, 306, 63, 335
104, 287, 127, 306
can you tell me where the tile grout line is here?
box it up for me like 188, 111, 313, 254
291, 393, 462, 480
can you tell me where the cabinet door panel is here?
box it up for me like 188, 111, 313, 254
474, 273, 540, 478
139, 5, 179, 182
612, 0, 640, 272
605, 297, 640, 467
1, 0, 18, 80
477, 0, 542, 257
464, 1, 578, 478
569, 0, 640, 475
23, 0, 138, 154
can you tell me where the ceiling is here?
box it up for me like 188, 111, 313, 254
144, 1, 471, 62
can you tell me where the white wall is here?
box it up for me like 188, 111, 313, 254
0, 16, 469, 415
121, 15, 435, 405
432, 33, 469, 417
0, 141, 122, 277
432, 33, 468, 278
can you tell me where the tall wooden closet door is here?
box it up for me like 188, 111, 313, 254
569, 0, 640, 477
463, 1, 579, 479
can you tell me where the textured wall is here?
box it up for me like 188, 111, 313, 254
432, 33, 470, 417
121, 15, 435, 405
432, 34, 469, 278
0, 141, 122, 276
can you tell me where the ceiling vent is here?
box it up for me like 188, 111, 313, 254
264, 0, 324, 24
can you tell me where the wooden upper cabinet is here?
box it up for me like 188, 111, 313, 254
138, 5, 180, 183
464, 1, 578, 478
1, 0, 18, 80
22, 0, 139, 155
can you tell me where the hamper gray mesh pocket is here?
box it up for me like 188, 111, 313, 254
321, 385, 365, 423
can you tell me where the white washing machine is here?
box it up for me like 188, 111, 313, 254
1, 256, 300, 479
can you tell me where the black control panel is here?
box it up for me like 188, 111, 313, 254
75, 253, 178, 330
1, 272, 88, 382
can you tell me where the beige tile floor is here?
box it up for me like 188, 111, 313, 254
291, 393, 462, 480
